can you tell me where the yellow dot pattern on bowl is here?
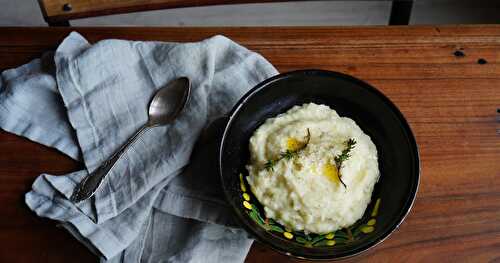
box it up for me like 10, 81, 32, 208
243, 193, 250, 201
322, 163, 340, 184
361, 226, 375, 234
371, 198, 381, 217
326, 240, 336, 246
243, 201, 252, 210
325, 233, 335, 239
283, 232, 293, 239
367, 218, 376, 226
239, 173, 247, 192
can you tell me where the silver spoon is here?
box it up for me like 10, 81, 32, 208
70, 77, 191, 203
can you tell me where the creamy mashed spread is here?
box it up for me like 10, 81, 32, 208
246, 103, 379, 234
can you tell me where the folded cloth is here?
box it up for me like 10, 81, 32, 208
0, 32, 278, 262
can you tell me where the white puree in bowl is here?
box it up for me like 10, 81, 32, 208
246, 103, 379, 234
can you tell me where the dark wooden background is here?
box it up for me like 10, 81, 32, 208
0, 26, 499, 262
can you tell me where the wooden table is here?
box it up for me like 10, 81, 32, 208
0, 26, 499, 262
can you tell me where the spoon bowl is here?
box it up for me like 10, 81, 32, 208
148, 77, 191, 126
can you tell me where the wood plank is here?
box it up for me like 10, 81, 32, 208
0, 26, 499, 262
38, 0, 297, 23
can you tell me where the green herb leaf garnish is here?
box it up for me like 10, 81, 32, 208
334, 138, 356, 165
264, 128, 310, 171
333, 138, 356, 188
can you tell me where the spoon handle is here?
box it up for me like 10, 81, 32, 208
70, 124, 150, 202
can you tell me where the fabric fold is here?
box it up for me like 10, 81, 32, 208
0, 52, 81, 160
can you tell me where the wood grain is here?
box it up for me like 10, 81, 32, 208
0, 26, 499, 262
38, 0, 297, 23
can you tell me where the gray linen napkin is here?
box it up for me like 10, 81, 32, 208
0, 32, 278, 262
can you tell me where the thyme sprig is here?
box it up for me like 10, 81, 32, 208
334, 138, 356, 188
264, 128, 310, 171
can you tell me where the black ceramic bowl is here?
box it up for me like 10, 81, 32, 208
219, 69, 420, 260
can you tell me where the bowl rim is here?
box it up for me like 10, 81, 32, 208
219, 69, 420, 260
